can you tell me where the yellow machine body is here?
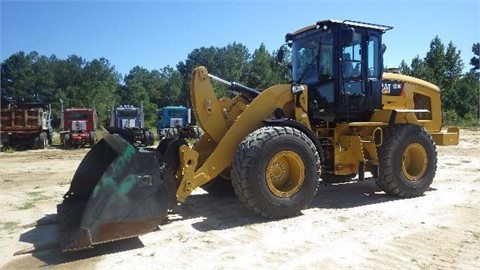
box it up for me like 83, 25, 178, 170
53, 19, 459, 252
174, 65, 459, 200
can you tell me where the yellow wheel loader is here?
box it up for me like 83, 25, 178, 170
52, 20, 459, 252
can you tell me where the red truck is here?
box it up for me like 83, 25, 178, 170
60, 108, 97, 148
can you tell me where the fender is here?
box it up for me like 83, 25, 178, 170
263, 118, 325, 163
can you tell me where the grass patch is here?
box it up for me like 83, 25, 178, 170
17, 201, 35, 210
437, 225, 449, 230
445, 162, 459, 166
17, 191, 54, 210
468, 230, 480, 239
27, 191, 51, 201
1, 221, 21, 232
52, 132, 61, 145
57, 180, 72, 186
2, 147, 15, 153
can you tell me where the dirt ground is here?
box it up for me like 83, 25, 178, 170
0, 128, 479, 269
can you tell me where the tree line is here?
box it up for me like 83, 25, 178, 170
399, 38, 479, 125
1, 38, 478, 129
1, 43, 289, 128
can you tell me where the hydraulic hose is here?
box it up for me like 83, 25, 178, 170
207, 74, 260, 99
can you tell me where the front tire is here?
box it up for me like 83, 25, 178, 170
39, 132, 47, 149
63, 134, 71, 149
143, 130, 154, 146
89, 131, 96, 147
232, 126, 321, 219
376, 124, 437, 197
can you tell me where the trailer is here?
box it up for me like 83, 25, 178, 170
0, 102, 53, 150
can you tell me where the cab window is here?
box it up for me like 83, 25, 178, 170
368, 35, 380, 78
341, 32, 362, 78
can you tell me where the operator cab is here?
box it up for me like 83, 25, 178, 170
285, 20, 392, 125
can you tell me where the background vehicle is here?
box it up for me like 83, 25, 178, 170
59, 105, 97, 149
52, 19, 459, 252
157, 106, 202, 139
104, 104, 154, 146
0, 102, 53, 150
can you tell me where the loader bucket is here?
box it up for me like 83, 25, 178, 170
57, 133, 177, 252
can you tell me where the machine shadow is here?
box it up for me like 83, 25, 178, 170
312, 180, 396, 209
165, 193, 267, 232
15, 215, 145, 267
169, 179, 434, 232
14, 180, 436, 266
312, 179, 437, 209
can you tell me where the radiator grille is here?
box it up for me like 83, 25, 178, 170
414, 93, 432, 120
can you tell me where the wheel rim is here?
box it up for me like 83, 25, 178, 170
402, 143, 428, 181
266, 150, 305, 197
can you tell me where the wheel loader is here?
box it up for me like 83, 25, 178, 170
50, 19, 459, 252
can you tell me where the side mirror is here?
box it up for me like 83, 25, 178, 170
381, 44, 387, 54
276, 45, 287, 63
340, 27, 355, 46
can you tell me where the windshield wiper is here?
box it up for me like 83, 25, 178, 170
295, 63, 314, 84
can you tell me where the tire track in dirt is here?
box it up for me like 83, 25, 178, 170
362, 204, 480, 269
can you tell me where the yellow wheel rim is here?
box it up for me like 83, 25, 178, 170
402, 143, 428, 181
266, 150, 305, 197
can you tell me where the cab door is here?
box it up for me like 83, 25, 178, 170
338, 30, 382, 122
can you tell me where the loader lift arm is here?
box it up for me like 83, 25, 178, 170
171, 66, 305, 201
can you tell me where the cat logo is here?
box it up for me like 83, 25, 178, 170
382, 81, 404, 96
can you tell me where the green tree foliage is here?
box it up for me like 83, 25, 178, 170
424, 36, 446, 87
1, 51, 41, 103
398, 60, 411, 75
176, 42, 290, 104
467, 42, 480, 120
121, 66, 164, 127
82, 58, 120, 123
5, 36, 474, 131
1, 45, 288, 130
157, 66, 184, 107
177, 42, 251, 100
245, 43, 291, 90
1, 52, 120, 127
399, 37, 478, 123
470, 43, 479, 71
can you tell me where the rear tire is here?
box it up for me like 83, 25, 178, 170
63, 134, 71, 149
89, 131, 96, 147
147, 131, 154, 145
47, 132, 53, 146
39, 132, 47, 149
31, 135, 40, 149
232, 126, 321, 219
376, 124, 437, 197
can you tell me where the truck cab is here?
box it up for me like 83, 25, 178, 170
157, 106, 189, 130
62, 108, 96, 133
156, 106, 201, 139
286, 20, 390, 125
111, 106, 144, 129
105, 105, 154, 146
60, 108, 97, 148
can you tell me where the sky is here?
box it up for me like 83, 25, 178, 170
1, 0, 479, 78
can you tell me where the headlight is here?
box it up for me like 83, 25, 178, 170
291, 85, 305, 94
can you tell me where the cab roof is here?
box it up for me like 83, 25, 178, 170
288, 19, 393, 38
